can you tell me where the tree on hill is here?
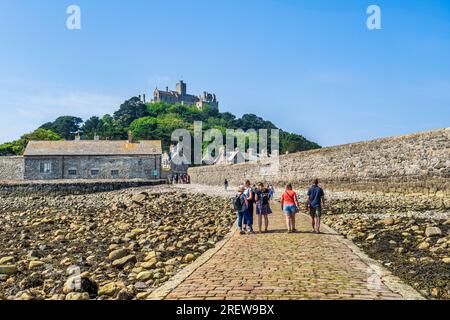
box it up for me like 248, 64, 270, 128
280, 131, 320, 153
114, 97, 151, 127
129, 116, 158, 140
81, 116, 104, 139
40, 116, 83, 140
0, 128, 62, 156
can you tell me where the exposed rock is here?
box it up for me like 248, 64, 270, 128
20, 273, 44, 289
323, 213, 450, 300
425, 227, 442, 237
117, 288, 134, 300
0, 257, 15, 264
28, 261, 45, 270
0, 265, 18, 275
65, 292, 90, 300
136, 271, 153, 281
141, 259, 157, 270
132, 192, 148, 204
0, 186, 234, 300
380, 217, 395, 226
417, 242, 430, 250
108, 249, 129, 261
112, 255, 137, 269
98, 282, 121, 297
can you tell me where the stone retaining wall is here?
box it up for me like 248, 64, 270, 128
0, 179, 167, 197
0, 156, 24, 180
188, 128, 450, 198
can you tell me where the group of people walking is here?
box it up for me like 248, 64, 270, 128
233, 179, 325, 234
170, 173, 190, 184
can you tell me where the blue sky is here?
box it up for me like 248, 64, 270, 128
0, 0, 449, 146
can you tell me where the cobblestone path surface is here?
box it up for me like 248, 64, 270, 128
152, 185, 419, 300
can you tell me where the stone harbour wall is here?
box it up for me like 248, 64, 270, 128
0, 156, 24, 180
188, 128, 450, 198
0, 179, 166, 197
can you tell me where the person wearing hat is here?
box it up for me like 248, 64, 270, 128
234, 185, 253, 235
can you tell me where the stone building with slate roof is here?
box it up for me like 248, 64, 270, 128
23, 137, 162, 180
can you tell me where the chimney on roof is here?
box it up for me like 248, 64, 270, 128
75, 133, 81, 141
128, 131, 133, 143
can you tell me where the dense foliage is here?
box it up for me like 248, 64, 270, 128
0, 128, 63, 155
0, 97, 320, 155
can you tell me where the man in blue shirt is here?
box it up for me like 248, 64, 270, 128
307, 179, 325, 233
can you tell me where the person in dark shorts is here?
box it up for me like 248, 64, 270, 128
307, 179, 325, 233
255, 183, 272, 233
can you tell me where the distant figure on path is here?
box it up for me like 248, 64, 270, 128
268, 185, 275, 200
280, 183, 299, 233
255, 183, 271, 233
307, 179, 325, 233
234, 186, 251, 235
224, 179, 229, 191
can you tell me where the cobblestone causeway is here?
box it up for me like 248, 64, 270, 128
157, 186, 413, 300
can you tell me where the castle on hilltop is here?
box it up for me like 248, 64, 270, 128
150, 80, 219, 110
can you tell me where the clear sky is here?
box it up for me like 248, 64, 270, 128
0, 0, 449, 146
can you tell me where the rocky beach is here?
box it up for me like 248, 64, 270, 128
0, 182, 449, 300
0, 185, 234, 300
322, 194, 450, 300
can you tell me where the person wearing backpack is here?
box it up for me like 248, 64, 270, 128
280, 183, 299, 233
234, 185, 252, 235
255, 183, 272, 233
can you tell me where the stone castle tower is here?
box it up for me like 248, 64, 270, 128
150, 80, 219, 111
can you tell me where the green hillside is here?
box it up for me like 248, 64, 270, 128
0, 97, 321, 156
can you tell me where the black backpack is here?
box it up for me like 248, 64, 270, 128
233, 194, 244, 211
260, 192, 269, 205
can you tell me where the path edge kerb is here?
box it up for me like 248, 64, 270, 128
148, 205, 237, 300
317, 214, 425, 300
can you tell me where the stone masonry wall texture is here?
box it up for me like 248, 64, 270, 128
0, 179, 166, 196
188, 128, 450, 197
0, 156, 24, 180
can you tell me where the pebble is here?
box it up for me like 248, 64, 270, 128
28, 261, 45, 270
112, 255, 137, 269
65, 292, 90, 300
0, 257, 15, 264
108, 249, 129, 261
425, 227, 442, 237
0, 265, 18, 275
98, 282, 121, 296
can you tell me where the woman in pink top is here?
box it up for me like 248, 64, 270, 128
280, 183, 299, 233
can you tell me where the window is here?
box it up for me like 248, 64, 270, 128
68, 169, 77, 176
39, 162, 52, 174
91, 169, 100, 176
111, 170, 119, 177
